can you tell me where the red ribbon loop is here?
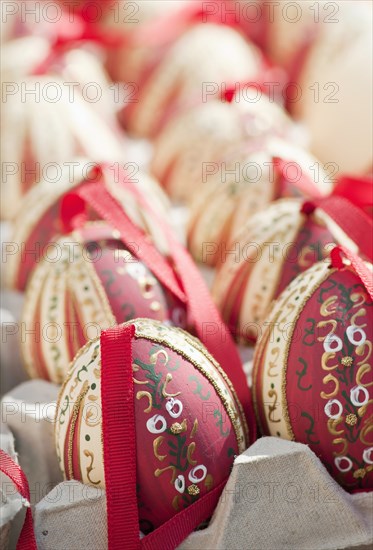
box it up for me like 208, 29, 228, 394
68, 182, 187, 304
60, 173, 255, 439
0, 450, 37, 550
273, 157, 325, 199
308, 192, 373, 263
333, 175, 373, 211
330, 246, 373, 300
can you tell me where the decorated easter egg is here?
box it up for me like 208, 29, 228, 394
55, 318, 249, 531
292, 1, 372, 174
152, 89, 295, 203
22, 223, 186, 384
252, 254, 373, 491
5, 161, 170, 291
1, 74, 124, 219
212, 198, 356, 343
103, 0, 188, 84
122, 23, 261, 138
187, 138, 332, 266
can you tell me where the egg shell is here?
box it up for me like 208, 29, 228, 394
212, 198, 355, 343
21, 223, 186, 384
188, 139, 332, 267
1, 74, 124, 220
151, 88, 293, 203
55, 318, 248, 532
6, 161, 170, 291
252, 259, 373, 491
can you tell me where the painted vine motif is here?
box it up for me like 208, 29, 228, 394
292, 272, 372, 490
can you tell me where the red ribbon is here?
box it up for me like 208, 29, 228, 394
60, 166, 256, 441
32, 8, 124, 76
100, 323, 230, 549
62, 184, 187, 305
330, 246, 373, 300
273, 157, 325, 199
100, 324, 139, 550
220, 65, 288, 104
301, 175, 373, 262
333, 175, 373, 211
0, 450, 37, 550
133, 2, 241, 48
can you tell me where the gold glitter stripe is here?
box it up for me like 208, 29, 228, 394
67, 380, 89, 480
281, 267, 337, 440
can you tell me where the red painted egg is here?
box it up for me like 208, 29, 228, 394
253, 257, 373, 491
22, 223, 186, 383
213, 198, 356, 343
6, 161, 170, 291
55, 318, 249, 531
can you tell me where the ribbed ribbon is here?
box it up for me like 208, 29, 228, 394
0, 450, 37, 550
100, 323, 231, 549
100, 324, 139, 550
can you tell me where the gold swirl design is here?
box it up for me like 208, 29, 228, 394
133, 321, 248, 450
356, 364, 373, 388
268, 389, 281, 424
360, 419, 373, 445
333, 438, 348, 457
136, 391, 153, 413
320, 295, 338, 317
268, 347, 280, 378
172, 495, 181, 511
321, 352, 339, 371
327, 417, 344, 436
351, 292, 368, 308
190, 419, 198, 438
83, 450, 101, 485
150, 349, 169, 366
154, 465, 177, 484
162, 373, 181, 398
187, 442, 197, 466
153, 436, 166, 462
351, 308, 367, 328
84, 404, 101, 428
205, 474, 214, 491
317, 320, 338, 340
320, 374, 340, 399
356, 341, 372, 365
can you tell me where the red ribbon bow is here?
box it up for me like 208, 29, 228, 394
60, 164, 256, 438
